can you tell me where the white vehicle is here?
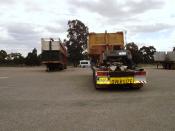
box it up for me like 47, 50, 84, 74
80, 60, 90, 68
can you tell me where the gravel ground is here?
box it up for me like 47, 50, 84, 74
0, 66, 175, 131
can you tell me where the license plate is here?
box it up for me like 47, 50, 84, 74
99, 77, 108, 81
110, 77, 134, 84
97, 77, 110, 84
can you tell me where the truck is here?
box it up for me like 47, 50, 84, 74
88, 31, 146, 89
41, 38, 67, 71
154, 51, 175, 69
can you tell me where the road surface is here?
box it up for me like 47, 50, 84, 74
0, 67, 175, 131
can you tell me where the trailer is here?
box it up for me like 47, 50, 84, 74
41, 38, 67, 71
154, 51, 175, 69
88, 31, 146, 89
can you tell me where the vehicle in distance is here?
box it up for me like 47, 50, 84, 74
88, 31, 146, 89
80, 60, 90, 68
154, 51, 175, 69
41, 38, 67, 71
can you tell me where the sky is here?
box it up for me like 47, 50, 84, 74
0, 0, 175, 56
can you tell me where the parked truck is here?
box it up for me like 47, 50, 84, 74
41, 38, 67, 71
88, 31, 146, 89
154, 51, 175, 69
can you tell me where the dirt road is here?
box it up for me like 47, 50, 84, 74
0, 67, 175, 131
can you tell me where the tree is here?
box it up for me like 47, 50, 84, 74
25, 48, 40, 66
7, 53, 25, 65
173, 47, 175, 51
0, 50, 7, 62
139, 46, 156, 63
125, 42, 141, 64
66, 19, 88, 66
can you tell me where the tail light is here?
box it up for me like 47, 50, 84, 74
96, 71, 108, 76
134, 71, 146, 76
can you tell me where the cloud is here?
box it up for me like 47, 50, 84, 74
127, 23, 175, 34
45, 19, 68, 33
0, 21, 68, 55
45, 26, 67, 34
0, 23, 42, 55
23, 1, 44, 12
6, 23, 40, 41
0, 0, 16, 5
0, 0, 173, 54
69, 0, 164, 19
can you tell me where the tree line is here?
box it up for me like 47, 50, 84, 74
64, 20, 158, 66
0, 48, 41, 66
1, 19, 171, 66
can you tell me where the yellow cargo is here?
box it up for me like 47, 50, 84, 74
88, 32, 124, 55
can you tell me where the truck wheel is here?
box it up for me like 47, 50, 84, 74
58, 65, 63, 70
132, 84, 143, 89
95, 83, 105, 89
162, 63, 166, 69
47, 65, 52, 71
64, 65, 67, 69
168, 64, 172, 70
93, 76, 100, 89
94, 83, 100, 89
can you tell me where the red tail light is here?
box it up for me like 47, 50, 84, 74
135, 71, 146, 76
96, 71, 108, 76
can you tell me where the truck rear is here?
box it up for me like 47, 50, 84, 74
41, 38, 67, 71
88, 32, 146, 89
154, 51, 175, 69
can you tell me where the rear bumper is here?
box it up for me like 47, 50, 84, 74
96, 77, 146, 85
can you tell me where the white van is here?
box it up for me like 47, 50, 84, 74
80, 60, 90, 68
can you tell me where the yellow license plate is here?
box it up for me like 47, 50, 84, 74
99, 77, 108, 81
110, 77, 134, 84
97, 77, 110, 84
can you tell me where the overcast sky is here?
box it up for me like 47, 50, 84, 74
0, 0, 175, 56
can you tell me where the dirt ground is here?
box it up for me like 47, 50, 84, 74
0, 66, 175, 131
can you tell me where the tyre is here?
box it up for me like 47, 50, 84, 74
94, 83, 105, 89
47, 65, 52, 71
132, 84, 143, 89
64, 64, 67, 69
93, 75, 101, 89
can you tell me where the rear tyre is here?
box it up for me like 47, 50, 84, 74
64, 64, 67, 69
47, 65, 52, 71
132, 84, 143, 89
93, 75, 101, 89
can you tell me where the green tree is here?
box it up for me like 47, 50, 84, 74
25, 48, 40, 66
66, 19, 88, 66
7, 53, 25, 65
139, 46, 156, 63
0, 50, 7, 63
125, 42, 142, 64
